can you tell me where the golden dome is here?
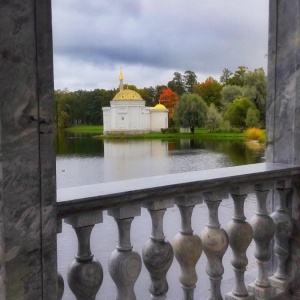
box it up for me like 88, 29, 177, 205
113, 89, 143, 101
153, 103, 167, 110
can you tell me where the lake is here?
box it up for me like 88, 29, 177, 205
56, 131, 264, 299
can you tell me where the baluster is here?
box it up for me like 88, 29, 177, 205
108, 204, 142, 300
142, 199, 174, 300
57, 219, 64, 300
225, 187, 254, 300
269, 180, 293, 291
248, 183, 276, 299
65, 211, 104, 300
201, 190, 229, 300
173, 194, 202, 300
57, 273, 64, 300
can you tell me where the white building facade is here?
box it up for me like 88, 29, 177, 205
102, 73, 168, 135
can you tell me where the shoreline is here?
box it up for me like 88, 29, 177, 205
59, 125, 245, 141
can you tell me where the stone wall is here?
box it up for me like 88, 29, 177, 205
266, 0, 300, 290
0, 1, 57, 299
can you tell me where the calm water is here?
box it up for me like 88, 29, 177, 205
56, 131, 264, 299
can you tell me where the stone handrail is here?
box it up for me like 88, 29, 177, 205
57, 163, 299, 217
56, 163, 300, 299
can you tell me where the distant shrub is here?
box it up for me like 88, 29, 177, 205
244, 128, 265, 143
161, 127, 179, 134
246, 107, 260, 128
221, 120, 231, 132
206, 104, 223, 132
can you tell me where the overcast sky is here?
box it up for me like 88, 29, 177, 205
52, 0, 269, 91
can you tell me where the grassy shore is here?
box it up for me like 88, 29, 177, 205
63, 125, 103, 133
61, 125, 245, 140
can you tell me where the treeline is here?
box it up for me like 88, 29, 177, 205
55, 66, 266, 129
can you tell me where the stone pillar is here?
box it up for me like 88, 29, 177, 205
266, 0, 300, 291
0, 1, 57, 299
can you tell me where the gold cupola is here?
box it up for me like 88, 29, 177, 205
113, 71, 143, 101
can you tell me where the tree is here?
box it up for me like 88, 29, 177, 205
220, 68, 233, 85
154, 85, 167, 103
158, 88, 179, 118
224, 97, 259, 128
173, 93, 208, 133
228, 65, 248, 86
55, 88, 74, 128
139, 86, 156, 106
206, 104, 223, 132
183, 70, 197, 93
84, 89, 103, 125
168, 72, 185, 96
243, 68, 267, 126
220, 85, 244, 107
246, 107, 260, 128
193, 77, 222, 108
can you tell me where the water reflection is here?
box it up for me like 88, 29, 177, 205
56, 131, 264, 188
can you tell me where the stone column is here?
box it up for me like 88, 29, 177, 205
0, 1, 57, 299
266, 0, 300, 291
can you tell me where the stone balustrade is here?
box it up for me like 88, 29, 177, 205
57, 163, 300, 299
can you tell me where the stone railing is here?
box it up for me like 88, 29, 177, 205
56, 163, 300, 300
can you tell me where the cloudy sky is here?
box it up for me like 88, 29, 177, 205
52, 0, 269, 91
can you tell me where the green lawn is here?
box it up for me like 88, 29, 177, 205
62, 125, 103, 133
61, 125, 245, 140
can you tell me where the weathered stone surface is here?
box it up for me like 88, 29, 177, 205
0, 0, 57, 299
267, 1, 300, 292
142, 203, 174, 299
173, 204, 202, 299
108, 216, 142, 300
68, 258, 103, 300
108, 204, 141, 219
109, 249, 142, 300
65, 210, 103, 227
201, 198, 229, 300
226, 193, 253, 299
249, 188, 277, 298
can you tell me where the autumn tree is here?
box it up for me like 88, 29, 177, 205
173, 93, 208, 133
193, 77, 222, 108
158, 88, 179, 118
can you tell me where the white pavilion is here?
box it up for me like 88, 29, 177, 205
102, 72, 168, 135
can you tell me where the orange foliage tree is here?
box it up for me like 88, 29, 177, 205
193, 77, 222, 108
158, 88, 179, 118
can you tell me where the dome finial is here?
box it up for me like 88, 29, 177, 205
119, 69, 124, 91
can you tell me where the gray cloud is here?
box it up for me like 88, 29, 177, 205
52, 0, 268, 90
